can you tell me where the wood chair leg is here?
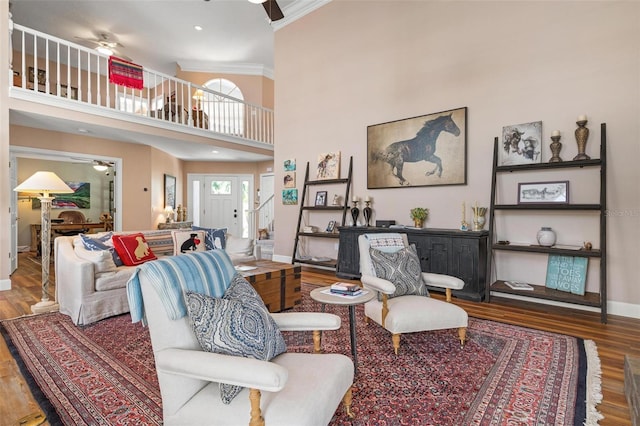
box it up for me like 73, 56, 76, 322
392, 333, 400, 355
381, 294, 389, 327
249, 388, 264, 426
458, 327, 467, 347
313, 329, 321, 353
445, 288, 452, 302
343, 386, 355, 418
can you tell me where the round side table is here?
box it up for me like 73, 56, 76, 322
310, 286, 375, 372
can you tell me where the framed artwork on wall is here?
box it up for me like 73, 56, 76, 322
284, 172, 296, 188
367, 107, 467, 189
164, 174, 176, 209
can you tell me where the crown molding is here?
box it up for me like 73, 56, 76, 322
272, 0, 332, 31
177, 61, 274, 80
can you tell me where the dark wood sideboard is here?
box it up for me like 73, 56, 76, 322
336, 226, 488, 301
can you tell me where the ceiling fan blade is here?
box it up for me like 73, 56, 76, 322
262, 0, 284, 22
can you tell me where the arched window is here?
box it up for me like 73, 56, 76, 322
202, 78, 244, 136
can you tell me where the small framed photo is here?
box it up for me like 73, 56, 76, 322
326, 220, 336, 233
315, 191, 328, 206
518, 181, 569, 204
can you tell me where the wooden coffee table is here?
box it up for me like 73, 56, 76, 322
235, 260, 301, 312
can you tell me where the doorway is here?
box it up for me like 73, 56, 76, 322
188, 174, 253, 238
10, 147, 122, 274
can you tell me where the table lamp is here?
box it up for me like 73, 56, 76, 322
14, 171, 73, 313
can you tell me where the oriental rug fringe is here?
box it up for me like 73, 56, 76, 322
1, 283, 602, 425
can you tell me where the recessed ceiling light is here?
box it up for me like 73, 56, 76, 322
194, 25, 203, 31
211, 150, 219, 154
77, 128, 89, 133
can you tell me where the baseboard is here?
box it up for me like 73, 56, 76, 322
0, 278, 11, 291
491, 291, 640, 319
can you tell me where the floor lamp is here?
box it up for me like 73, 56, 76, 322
14, 171, 73, 314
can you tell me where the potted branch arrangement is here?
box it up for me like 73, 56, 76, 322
410, 207, 429, 228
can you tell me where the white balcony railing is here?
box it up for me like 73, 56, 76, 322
9, 23, 274, 146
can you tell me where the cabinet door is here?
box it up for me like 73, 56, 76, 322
336, 230, 361, 278
415, 236, 451, 274
449, 238, 478, 293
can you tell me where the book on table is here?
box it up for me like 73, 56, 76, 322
329, 282, 364, 297
504, 281, 534, 291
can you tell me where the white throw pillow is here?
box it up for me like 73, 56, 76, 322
225, 234, 254, 255
73, 243, 118, 274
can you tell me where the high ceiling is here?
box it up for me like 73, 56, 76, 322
8, 0, 328, 162
10, 0, 325, 76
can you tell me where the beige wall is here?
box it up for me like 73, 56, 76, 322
273, 1, 640, 313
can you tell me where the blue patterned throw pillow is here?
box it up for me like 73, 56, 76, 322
186, 274, 286, 404
80, 233, 123, 266
369, 244, 428, 300
192, 226, 227, 250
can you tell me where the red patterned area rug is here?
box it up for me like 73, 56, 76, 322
1, 283, 602, 425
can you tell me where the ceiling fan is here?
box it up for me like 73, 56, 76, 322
74, 33, 129, 59
249, 0, 284, 22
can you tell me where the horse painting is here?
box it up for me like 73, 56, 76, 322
371, 113, 461, 186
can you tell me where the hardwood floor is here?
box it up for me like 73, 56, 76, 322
0, 254, 636, 425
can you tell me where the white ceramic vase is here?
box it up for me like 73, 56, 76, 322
536, 227, 556, 247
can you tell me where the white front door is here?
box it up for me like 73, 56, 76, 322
200, 175, 253, 238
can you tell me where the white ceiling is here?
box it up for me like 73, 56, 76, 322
8, 0, 328, 162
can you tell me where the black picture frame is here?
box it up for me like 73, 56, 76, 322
326, 220, 336, 233
164, 174, 177, 209
315, 191, 327, 206
367, 107, 467, 189
518, 181, 569, 204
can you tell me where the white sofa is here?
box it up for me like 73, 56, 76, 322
54, 230, 258, 326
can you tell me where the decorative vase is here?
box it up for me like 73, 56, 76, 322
549, 135, 563, 163
413, 218, 424, 228
350, 202, 360, 226
363, 201, 372, 227
537, 227, 556, 247
472, 206, 487, 231
574, 120, 591, 161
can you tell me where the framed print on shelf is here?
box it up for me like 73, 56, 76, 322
500, 121, 542, 166
315, 191, 328, 206
316, 152, 341, 180
518, 181, 569, 204
367, 107, 467, 189
164, 174, 177, 209
326, 220, 336, 233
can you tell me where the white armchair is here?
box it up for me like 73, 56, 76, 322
358, 233, 468, 354
130, 251, 355, 425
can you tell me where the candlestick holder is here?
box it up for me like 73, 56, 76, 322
472, 206, 487, 231
350, 201, 360, 226
573, 119, 591, 160
549, 135, 563, 163
363, 200, 372, 227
